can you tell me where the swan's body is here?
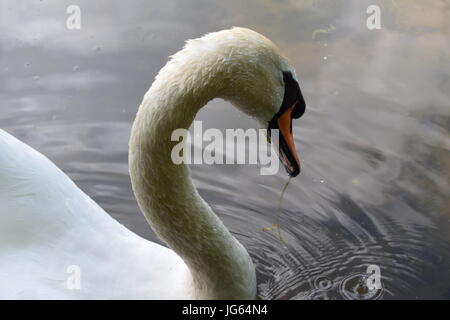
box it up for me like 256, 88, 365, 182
0, 27, 305, 299
0, 129, 189, 299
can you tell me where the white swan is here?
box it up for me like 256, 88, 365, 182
0, 27, 305, 299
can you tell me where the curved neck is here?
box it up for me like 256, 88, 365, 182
129, 59, 256, 299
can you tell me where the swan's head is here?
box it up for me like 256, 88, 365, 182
214, 27, 306, 177
167, 27, 306, 176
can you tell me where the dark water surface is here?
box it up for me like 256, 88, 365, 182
1, 0, 450, 299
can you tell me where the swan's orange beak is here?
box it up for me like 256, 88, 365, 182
268, 71, 305, 176
278, 103, 301, 175
268, 102, 301, 177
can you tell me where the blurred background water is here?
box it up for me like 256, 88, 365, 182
1, 0, 449, 299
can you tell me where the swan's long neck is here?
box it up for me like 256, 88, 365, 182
129, 54, 256, 299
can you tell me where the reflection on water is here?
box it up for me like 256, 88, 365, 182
1, 0, 449, 299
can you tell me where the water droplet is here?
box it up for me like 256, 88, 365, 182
32, 75, 40, 81
323, 56, 327, 61
24, 62, 31, 68
72, 65, 79, 72
339, 273, 383, 300
314, 276, 333, 291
